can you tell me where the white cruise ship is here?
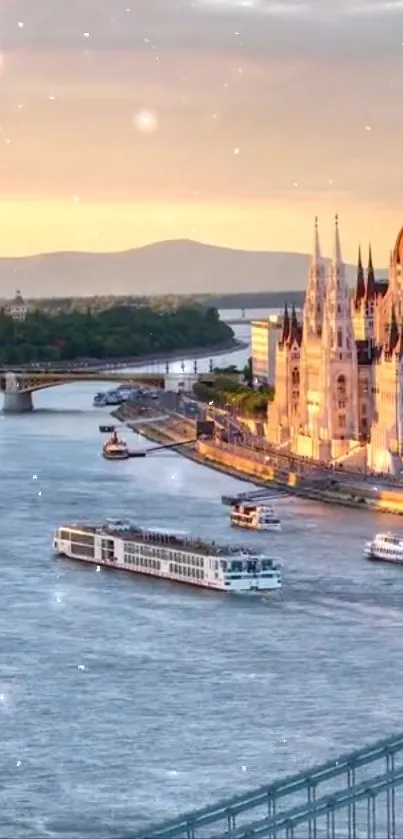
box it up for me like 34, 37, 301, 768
230, 503, 281, 532
364, 533, 403, 565
52, 521, 282, 593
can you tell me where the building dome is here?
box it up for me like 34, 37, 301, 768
12, 289, 25, 305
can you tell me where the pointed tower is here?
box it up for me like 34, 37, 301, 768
387, 304, 399, 354
287, 304, 301, 346
365, 245, 376, 302
320, 215, 359, 454
302, 217, 325, 339
322, 215, 353, 353
296, 218, 326, 456
280, 303, 290, 345
354, 246, 365, 307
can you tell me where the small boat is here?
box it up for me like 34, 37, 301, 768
230, 503, 282, 532
102, 432, 129, 460
115, 386, 135, 402
93, 390, 125, 408
93, 392, 108, 407
364, 533, 403, 565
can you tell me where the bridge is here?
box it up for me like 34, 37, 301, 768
0, 369, 169, 412
132, 731, 403, 839
0, 367, 222, 412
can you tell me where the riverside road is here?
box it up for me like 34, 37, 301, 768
1, 323, 403, 838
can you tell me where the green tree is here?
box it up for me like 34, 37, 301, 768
0, 305, 234, 365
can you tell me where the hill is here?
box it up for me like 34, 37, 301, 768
0, 240, 379, 299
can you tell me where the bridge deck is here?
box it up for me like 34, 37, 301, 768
132, 731, 403, 839
0, 370, 169, 393
0, 368, 216, 394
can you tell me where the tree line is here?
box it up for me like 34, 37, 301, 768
0, 305, 234, 365
193, 360, 275, 418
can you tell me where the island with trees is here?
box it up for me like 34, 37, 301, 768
0, 304, 235, 365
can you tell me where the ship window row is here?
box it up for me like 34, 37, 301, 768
124, 554, 161, 571
70, 533, 94, 547
169, 563, 204, 580
123, 542, 204, 566
70, 541, 94, 557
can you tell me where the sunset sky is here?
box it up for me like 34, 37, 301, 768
1, 0, 403, 264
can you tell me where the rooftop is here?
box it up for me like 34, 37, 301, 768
10, 289, 26, 306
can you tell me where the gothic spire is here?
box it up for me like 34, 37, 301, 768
333, 214, 343, 270
280, 303, 290, 345
365, 244, 376, 301
287, 303, 301, 346
323, 215, 354, 358
302, 216, 325, 338
387, 304, 399, 353
354, 245, 365, 307
313, 215, 321, 262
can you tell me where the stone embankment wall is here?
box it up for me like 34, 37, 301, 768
113, 403, 403, 515
112, 403, 197, 447
196, 440, 403, 516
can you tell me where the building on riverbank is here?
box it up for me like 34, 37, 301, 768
267, 218, 403, 475
250, 316, 282, 386
6, 289, 27, 321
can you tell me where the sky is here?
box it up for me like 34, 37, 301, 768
0, 0, 403, 264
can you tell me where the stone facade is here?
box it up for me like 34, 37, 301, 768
267, 218, 403, 475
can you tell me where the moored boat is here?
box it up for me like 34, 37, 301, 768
93, 389, 126, 407
93, 392, 108, 407
52, 521, 282, 593
102, 431, 129, 460
364, 532, 403, 565
230, 502, 281, 532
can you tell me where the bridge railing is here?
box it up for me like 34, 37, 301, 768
131, 731, 403, 839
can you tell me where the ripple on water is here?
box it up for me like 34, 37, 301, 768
1, 379, 403, 835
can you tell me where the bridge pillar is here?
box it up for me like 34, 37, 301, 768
3, 391, 33, 413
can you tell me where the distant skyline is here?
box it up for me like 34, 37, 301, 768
0, 0, 403, 269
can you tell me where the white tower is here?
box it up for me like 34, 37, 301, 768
302, 216, 326, 339
320, 215, 359, 457
298, 218, 326, 444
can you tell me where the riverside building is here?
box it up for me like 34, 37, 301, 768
267, 217, 403, 475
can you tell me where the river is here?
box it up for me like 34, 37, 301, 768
1, 319, 403, 837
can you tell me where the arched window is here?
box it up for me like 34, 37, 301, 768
337, 328, 343, 348
337, 374, 347, 410
337, 374, 346, 398
291, 368, 300, 386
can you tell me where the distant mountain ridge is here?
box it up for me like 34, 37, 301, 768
0, 239, 387, 298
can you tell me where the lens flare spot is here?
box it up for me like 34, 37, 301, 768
133, 109, 158, 133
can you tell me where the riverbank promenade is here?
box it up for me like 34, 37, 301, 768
133, 731, 403, 839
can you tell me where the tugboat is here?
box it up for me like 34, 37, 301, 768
230, 502, 282, 532
102, 431, 130, 460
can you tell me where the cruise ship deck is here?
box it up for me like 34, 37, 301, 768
57, 522, 267, 558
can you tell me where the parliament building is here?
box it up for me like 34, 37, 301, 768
267, 218, 403, 474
